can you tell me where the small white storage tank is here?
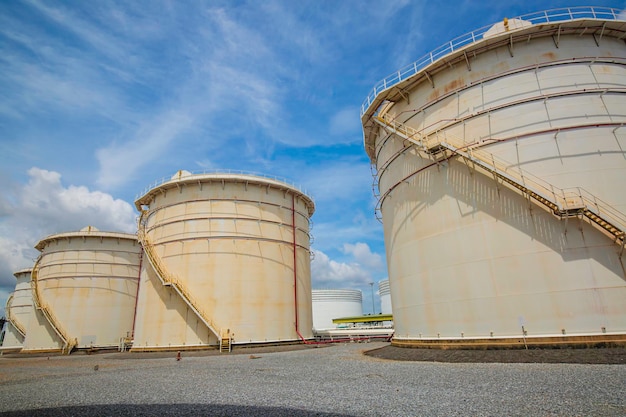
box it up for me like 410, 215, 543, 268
132, 170, 315, 351
378, 280, 392, 315
312, 289, 363, 330
1, 269, 33, 350
361, 7, 626, 348
21, 227, 141, 353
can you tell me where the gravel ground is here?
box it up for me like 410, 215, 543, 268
0, 342, 624, 416
366, 345, 626, 364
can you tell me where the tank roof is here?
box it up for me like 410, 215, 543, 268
312, 289, 362, 302
135, 170, 315, 216
35, 228, 138, 251
13, 268, 33, 278
361, 6, 626, 162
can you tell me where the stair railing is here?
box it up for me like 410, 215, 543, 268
137, 211, 221, 340
5, 294, 26, 337
375, 115, 626, 250
30, 255, 77, 354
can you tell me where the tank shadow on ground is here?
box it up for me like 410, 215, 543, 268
365, 345, 626, 364
0, 404, 352, 417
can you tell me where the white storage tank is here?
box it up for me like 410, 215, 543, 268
312, 289, 363, 330
21, 227, 141, 353
132, 170, 315, 351
361, 7, 626, 348
0, 269, 33, 350
378, 280, 392, 315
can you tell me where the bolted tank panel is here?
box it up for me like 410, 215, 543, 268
132, 171, 315, 350
1, 269, 33, 349
362, 9, 626, 347
21, 228, 141, 352
311, 289, 363, 330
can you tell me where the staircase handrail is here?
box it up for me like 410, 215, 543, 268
31, 255, 76, 353
375, 115, 626, 243
137, 213, 220, 339
5, 293, 26, 337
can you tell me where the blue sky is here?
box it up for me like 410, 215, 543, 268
1, 0, 624, 316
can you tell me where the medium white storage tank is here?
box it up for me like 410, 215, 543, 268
21, 227, 141, 353
132, 170, 315, 351
361, 7, 626, 348
378, 280, 392, 315
312, 289, 363, 330
0, 269, 33, 350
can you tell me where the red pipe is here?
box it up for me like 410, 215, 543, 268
292, 193, 300, 338
131, 242, 143, 338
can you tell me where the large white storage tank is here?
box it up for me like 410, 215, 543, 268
21, 227, 141, 353
361, 7, 626, 348
1, 269, 33, 350
312, 289, 363, 330
378, 280, 392, 315
132, 170, 315, 351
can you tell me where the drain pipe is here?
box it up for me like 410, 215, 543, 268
292, 193, 304, 341
131, 245, 143, 339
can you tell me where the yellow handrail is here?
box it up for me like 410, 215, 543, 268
375, 115, 626, 246
137, 211, 221, 340
5, 294, 26, 337
31, 255, 76, 354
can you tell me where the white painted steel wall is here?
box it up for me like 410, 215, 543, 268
363, 16, 626, 345
1, 269, 33, 349
21, 228, 141, 352
132, 171, 315, 350
378, 280, 392, 315
312, 289, 363, 330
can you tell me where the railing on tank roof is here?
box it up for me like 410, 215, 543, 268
360, 6, 625, 117
135, 169, 312, 202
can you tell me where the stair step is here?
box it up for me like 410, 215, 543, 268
376, 116, 626, 251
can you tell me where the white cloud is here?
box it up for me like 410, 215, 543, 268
0, 168, 137, 314
311, 242, 385, 290
343, 242, 384, 271
95, 110, 193, 189
311, 249, 372, 289
18, 168, 136, 232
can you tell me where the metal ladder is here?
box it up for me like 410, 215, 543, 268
374, 115, 626, 253
137, 211, 222, 345
31, 255, 77, 354
219, 329, 232, 353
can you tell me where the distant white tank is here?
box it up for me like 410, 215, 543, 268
22, 227, 141, 353
312, 289, 363, 330
132, 171, 315, 351
1, 269, 33, 350
378, 280, 392, 315
361, 7, 626, 348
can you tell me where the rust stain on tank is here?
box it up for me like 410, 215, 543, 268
428, 87, 441, 102
541, 52, 557, 61
429, 78, 466, 101
495, 61, 510, 72
469, 70, 487, 83
444, 78, 465, 94
595, 64, 615, 74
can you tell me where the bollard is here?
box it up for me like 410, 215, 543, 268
176, 351, 181, 361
